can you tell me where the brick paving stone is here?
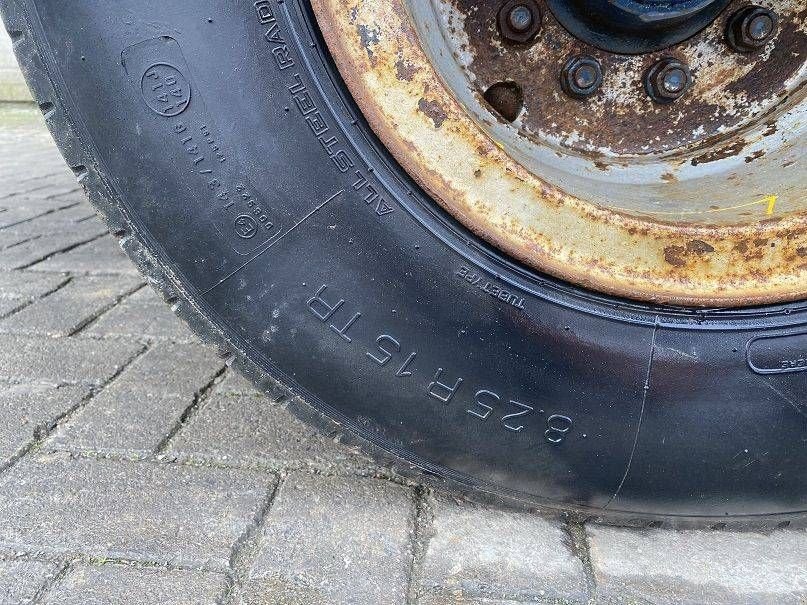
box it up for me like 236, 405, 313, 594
0, 161, 55, 185
12, 203, 93, 223
241, 473, 413, 605
3, 191, 61, 206
0, 202, 70, 229
0, 297, 22, 317
0, 224, 106, 256
5, 170, 68, 188
417, 496, 589, 604
0, 455, 275, 571
0, 161, 64, 184
47, 391, 189, 457
31, 235, 138, 275
47, 190, 88, 206
0, 275, 143, 336
0, 558, 59, 605
2, 182, 80, 203
167, 394, 373, 472
1, 194, 73, 211
0, 270, 66, 300
588, 526, 807, 605
0, 231, 105, 270
0, 232, 39, 255
0, 334, 142, 386
87, 287, 196, 342
43, 564, 228, 605
0, 383, 87, 462
50, 342, 224, 455
0, 152, 54, 172
0, 270, 66, 317
214, 370, 261, 397
0, 206, 100, 239
112, 341, 224, 397
0, 156, 58, 180
417, 599, 545, 605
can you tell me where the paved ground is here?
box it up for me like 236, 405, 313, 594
0, 104, 805, 605
0, 32, 30, 102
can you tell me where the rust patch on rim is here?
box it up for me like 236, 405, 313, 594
448, 0, 806, 157
311, 0, 807, 307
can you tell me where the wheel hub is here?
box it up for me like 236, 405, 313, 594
546, 0, 733, 53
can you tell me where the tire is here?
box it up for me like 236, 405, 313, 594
2, 0, 805, 528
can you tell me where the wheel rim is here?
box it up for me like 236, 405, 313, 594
311, 0, 807, 307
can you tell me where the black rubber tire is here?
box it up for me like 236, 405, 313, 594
2, 0, 805, 528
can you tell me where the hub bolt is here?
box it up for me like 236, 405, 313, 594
508, 5, 533, 32
561, 56, 604, 99
645, 58, 692, 104
498, 0, 542, 44
726, 5, 778, 53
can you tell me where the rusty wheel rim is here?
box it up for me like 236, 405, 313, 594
311, 0, 807, 307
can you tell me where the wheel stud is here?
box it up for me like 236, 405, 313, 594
726, 5, 778, 53
508, 5, 533, 32
498, 0, 542, 44
561, 56, 603, 99
645, 58, 692, 104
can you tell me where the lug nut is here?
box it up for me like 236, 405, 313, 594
645, 58, 692, 104
498, 0, 541, 44
561, 55, 604, 99
726, 5, 778, 53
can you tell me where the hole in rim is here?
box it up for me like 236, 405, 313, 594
483, 81, 524, 123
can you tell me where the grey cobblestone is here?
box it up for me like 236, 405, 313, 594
0, 275, 143, 336
417, 496, 589, 604
213, 369, 261, 397
112, 341, 225, 397
0, 455, 276, 571
1, 168, 67, 188
49, 342, 224, 455
42, 564, 228, 605
31, 235, 139, 275
9, 203, 95, 225
87, 286, 196, 342
0, 163, 67, 188
47, 189, 89, 205
167, 393, 374, 472
241, 473, 413, 605
0, 558, 60, 604
0, 334, 143, 386
0, 270, 65, 300
0, 270, 66, 317
2, 185, 77, 205
0, 231, 105, 270
0, 383, 87, 463
417, 600, 540, 605
2, 181, 81, 203
0, 211, 104, 251
587, 525, 807, 605
47, 391, 192, 457
0, 232, 39, 254
1, 212, 104, 240
0, 201, 74, 230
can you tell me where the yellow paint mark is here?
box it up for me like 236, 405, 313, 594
613, 194, 780, 217
764, 195, 777, 215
